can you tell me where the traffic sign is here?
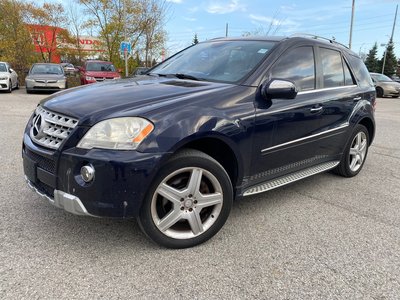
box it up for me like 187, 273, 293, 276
120, 41, 131, 53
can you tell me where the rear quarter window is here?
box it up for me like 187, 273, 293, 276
347, 54, 374, 88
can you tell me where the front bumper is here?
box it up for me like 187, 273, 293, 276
25, 176, 93, 216
0, 79, 10, 90
26, 80, 66, 91
22, 132, 166, 218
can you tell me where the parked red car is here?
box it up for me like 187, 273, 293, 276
78, 60, 121, 85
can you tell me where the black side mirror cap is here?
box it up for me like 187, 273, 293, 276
262, 79, 298, 100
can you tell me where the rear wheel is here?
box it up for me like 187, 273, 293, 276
334, 124, 369, 177
138, 149, 233, 248
376, 87, 384, 98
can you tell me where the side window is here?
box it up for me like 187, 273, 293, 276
320, 48, 344, 88
344, 60, 355, 85
270, 46, 315, 91
347, 54, 374, 88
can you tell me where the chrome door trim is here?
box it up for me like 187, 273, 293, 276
261, 123, 349, 153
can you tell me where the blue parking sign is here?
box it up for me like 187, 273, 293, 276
120, 41, 131, 53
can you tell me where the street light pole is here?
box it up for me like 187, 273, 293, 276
349, 0, 355, 49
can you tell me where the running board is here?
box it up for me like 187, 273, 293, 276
243, 161, 340, 196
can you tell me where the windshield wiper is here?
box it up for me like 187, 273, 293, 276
149, 73, 202, 81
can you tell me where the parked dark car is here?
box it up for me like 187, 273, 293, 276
78, 60, 121, 84
370, 72, 400, 97
25, 63, 67, 93
22, 36, 376, 248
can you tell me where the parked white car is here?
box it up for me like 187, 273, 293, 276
0, 62, 19, 93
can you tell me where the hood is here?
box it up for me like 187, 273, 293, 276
0, 71, 10, 77
26, 74, 65, 80
41, 76, 234, 125
85, 71, 119, 78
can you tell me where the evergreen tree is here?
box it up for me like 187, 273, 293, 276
379, 39, 397, 76
364, 42, 379, 72
193, 33, 199, 45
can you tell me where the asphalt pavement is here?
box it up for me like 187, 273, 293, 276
1, 88, 399, 299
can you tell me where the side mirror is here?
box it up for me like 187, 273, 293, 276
118, 68, 122, 73
262, 79, 298, 100
76, 66, 83, 72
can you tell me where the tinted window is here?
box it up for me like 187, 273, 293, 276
270, 46, 315, 91
87, 62, 116, 72
344, 60, 355, 85
347, 55, 374, 88
320, 48, 344, 88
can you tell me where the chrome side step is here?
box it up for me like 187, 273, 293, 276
243, 161, 340, 196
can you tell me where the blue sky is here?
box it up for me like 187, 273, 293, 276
164, 0, 400, 58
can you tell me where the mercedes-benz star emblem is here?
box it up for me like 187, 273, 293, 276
31, 113, 46, 139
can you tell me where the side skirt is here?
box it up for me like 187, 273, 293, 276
243, 161, 339, 196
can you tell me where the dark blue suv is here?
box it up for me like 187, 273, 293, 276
22, 36, 376, 248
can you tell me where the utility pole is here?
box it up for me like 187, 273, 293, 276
225, 23, 228, 37
349, 0, 355, 49
123, 0, 128, 77
382, 4, 398, 74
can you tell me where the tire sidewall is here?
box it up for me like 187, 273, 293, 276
138, 150, 233, 248
342, 124, 369, 176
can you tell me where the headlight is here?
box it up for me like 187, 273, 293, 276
58, 79, 66, 83
77, 117, 154, 150
25, 78, 34, 82
86, 76, 95, 81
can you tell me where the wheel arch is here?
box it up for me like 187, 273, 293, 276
171, 135, 243, 193
358, 117, 375, 145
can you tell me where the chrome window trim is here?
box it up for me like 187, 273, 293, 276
298, 85, 357, 95
261, 122, 349, 153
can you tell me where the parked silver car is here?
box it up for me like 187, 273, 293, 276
0, 62, 19, 93
25, 63, 67, 93
370, 72, 400, 98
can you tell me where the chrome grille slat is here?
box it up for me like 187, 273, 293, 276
30, 106, 78, 150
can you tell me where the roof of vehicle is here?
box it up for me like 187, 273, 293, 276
84, 60, 114, 64
32, 63, 61, 66
207, 35, 354, 54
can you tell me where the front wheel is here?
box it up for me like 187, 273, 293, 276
7, 80, 12, 93
138, 149, 233, 248
334, 124, 369, 177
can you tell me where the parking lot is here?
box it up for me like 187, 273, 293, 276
1, 88, 399, 299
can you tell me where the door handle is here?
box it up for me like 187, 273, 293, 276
310, 106, 323, 113
353, 96, 362, 101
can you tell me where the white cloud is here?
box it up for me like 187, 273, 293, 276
183, 17, 197, 21
166, 0, 183, 3
206, 0, 246, 14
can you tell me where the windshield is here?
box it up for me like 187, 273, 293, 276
87, 62, 116, 72
372, 73, 393, 82
0, 63, 7, 72
150, 40, 277, 83
31, 64, 63, 75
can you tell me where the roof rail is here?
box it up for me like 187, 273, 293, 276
290, 33, 349, 49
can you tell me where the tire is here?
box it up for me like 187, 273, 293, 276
7, 80, 12, 93
334, 124, 369, 177
138, 149, 233, 248
26, 88, 32, 94
376, 87, 384, 98
16, 81, 19, 90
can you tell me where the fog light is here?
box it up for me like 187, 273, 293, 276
81, 165, 95, 182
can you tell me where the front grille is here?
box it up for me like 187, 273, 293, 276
25, 148, 55, 174
30, 106, 78, 150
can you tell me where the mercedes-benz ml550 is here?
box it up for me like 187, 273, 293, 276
22, 36, 376, 248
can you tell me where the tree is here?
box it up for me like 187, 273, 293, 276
28, 3, 71, 62
193, 33, 199, 45
379, 39, 397, 76
0, 0, 36, 74
364, 43, 379, 72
